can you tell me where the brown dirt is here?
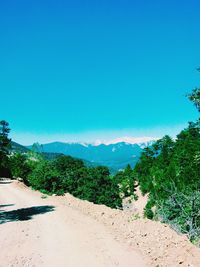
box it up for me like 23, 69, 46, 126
0, 179, 200, 267
0, 179, 146, 267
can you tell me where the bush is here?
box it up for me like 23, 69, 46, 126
28, 160, 63, 194
26, 155, 122, 208
10, 153, 31, 183
156, 191, 200, 242
144, 200, 154, 219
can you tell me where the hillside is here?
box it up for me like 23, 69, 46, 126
11, 141, 29, 153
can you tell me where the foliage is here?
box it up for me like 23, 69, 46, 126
0, 120, 11, 177
52, 155, 85, 175
113, 164, 137, 200
187, 85, 200, 112
133, 88, 200, 241
27, 159, 64, 194
157, 191, 200, 243
27, 155, 123, 208
9, 153, 31, 184
187, 68, 200, 112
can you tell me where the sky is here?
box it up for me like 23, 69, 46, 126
0, 0, 200, 145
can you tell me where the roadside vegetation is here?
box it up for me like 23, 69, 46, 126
133, 86, 200, 244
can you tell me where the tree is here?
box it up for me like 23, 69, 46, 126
10, 153, 31, 184
133, 83, 200, 243
0, 120, 11, 155
27, 159, 64, 195
187, 68, 200, 112
188, 88, 200, 112
114, 164, 137, 199
26, 154, 122, 208
0, 120, 11, 177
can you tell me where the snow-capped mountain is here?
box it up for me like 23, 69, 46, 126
28, 139, 155, 172
93, 136, 157, 146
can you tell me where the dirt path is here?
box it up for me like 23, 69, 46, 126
0, 179, 146, 267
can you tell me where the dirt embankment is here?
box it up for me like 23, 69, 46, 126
55, 190, 200, 267
1, 179, 200, 267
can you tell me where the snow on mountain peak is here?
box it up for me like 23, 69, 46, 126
93, 136, 158, 146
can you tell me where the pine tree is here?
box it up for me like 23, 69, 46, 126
0, 120, 11, 177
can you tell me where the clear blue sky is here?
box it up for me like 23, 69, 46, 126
0, 0, 199, 144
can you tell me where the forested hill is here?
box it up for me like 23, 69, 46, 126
11, 141, 29, 153
10, 142, 63, 161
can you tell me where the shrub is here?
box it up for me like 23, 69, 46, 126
10, 153, 31, 183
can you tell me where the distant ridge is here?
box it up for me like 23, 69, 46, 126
11, 141, 30, 153
27, 140, 155, 172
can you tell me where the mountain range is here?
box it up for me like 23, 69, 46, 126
27, 141, 154, 172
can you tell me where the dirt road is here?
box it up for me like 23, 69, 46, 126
0, 180, 146, 267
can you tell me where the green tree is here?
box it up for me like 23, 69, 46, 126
10, 153, 31, 184
133, 83, 200, 242
187, 68, 200, 112
114, 164, 137, 199
27, 159, 64, 195
188, 88, 200, 112
0, 120, 11, 177
27, 155, 122, 208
